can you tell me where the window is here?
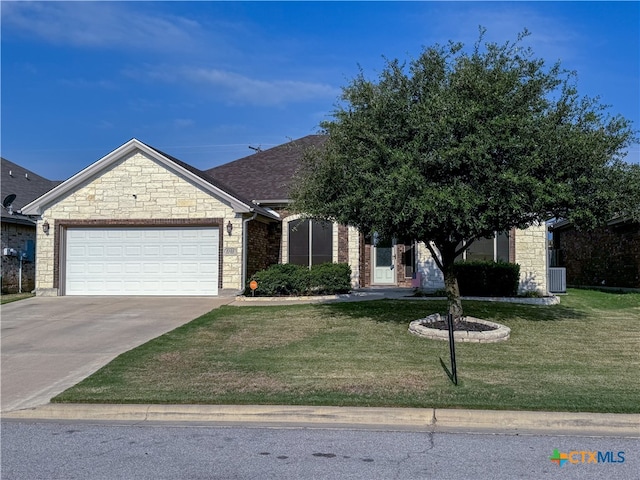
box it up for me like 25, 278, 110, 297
463, 231, 510, 262
288, 219, 333, 267
403, 242, 416, 278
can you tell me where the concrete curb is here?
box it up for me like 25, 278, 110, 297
231, 292, 560, 306
3, 404, 638, 437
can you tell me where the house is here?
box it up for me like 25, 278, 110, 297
551, 217, 640, 289
1, 158, 59, 293
22, 137, 549, 296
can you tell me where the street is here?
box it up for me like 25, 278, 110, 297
2, 421, 638, 480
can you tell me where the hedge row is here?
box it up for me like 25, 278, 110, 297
454, 261, 520, 297
246, 263, 352, 296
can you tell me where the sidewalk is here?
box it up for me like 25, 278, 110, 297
3, 403, 638, 437
231, 288, 560, 306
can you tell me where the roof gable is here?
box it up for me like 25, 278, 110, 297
20, 139, 277, 219
206, 135, 327, 203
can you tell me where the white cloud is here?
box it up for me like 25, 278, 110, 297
183, 68, 340, 106
59, 78, 116, 89
127, 65, 340, 107
2, 2, 201, 52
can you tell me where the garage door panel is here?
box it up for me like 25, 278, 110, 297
65, 227, 219, 296
199, 262, 217, 274
143, 245, 161, 256
162, 263, 179, 274
162, 245, 179, 256
143, 263, 161, 274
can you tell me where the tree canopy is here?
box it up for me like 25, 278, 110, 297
291, 30, 639, 316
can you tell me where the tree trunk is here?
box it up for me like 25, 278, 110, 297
443, 262, 463, 319
424, 240, 464, 319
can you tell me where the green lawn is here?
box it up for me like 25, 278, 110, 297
0, 292, 35, 305
53, 289, 640, 413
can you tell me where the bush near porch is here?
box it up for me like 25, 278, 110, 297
245, 262, 352, 296
454, 261, 520, 297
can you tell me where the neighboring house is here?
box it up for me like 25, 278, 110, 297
551, 217, 640, 289
23, 137, 549, 297
1, 158, 59, 293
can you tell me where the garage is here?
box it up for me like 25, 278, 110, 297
65, 227, 219, 296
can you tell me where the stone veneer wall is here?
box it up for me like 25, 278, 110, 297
414, 224, 549, 294
347, 226, 361, 288
34, 151, 243, 295
1, 223, 36, 293
514, 223, 548, 294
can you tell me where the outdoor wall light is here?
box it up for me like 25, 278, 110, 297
42, 221, 50, 235
226, 221, 233, 236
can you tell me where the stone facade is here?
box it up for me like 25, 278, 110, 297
34, 151, 243, 295
514, 223, 548, 294
412, 225, 549, 294
1, 222, 36, 293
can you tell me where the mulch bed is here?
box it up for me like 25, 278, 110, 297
428, 319, 496, 332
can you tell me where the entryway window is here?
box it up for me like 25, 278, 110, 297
463, 231, 510, 262
288, 219, 333, 267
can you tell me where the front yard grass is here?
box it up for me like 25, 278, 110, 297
0, 292, 35, 304
53, 289, 640, 413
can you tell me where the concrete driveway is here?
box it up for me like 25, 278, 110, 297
1, 296, 232, 413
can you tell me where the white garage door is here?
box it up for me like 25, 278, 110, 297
65, 227, 219, 296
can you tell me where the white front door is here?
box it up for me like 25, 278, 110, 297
372, 238, 395, 285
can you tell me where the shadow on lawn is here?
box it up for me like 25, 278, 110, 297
312, 299, 587, 324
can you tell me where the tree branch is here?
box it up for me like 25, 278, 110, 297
425, 241, 445, 272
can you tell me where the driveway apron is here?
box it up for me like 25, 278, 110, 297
1, 296, 231, 413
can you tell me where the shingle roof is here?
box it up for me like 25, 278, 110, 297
205, 135, 327, 203
142, 142, 279, 220
1, 157, 59, 224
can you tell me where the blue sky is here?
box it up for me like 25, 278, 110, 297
2, 1, 639, 181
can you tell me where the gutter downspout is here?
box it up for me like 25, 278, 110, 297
239, 210, 258, 295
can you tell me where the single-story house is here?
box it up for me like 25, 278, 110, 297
22, 137, 549, 296
551, 217, 639, 289
1, 158, 59, 293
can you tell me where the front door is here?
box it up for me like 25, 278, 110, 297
372, 238, 395, 285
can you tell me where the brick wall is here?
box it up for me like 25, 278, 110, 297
554, 221, 640, 289
246, 219, 282, 279
1, 222, 36, 293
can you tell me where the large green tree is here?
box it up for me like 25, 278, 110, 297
291, 30, 639, 317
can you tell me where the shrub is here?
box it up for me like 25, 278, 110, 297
454, 261, 520, 297
309, 263, 352, 294
247, 262, 352, 296
246, 263, 310, 296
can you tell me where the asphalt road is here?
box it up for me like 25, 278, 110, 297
2, 422, 638, 480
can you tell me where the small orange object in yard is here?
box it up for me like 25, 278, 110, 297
249, 280, 258, 291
